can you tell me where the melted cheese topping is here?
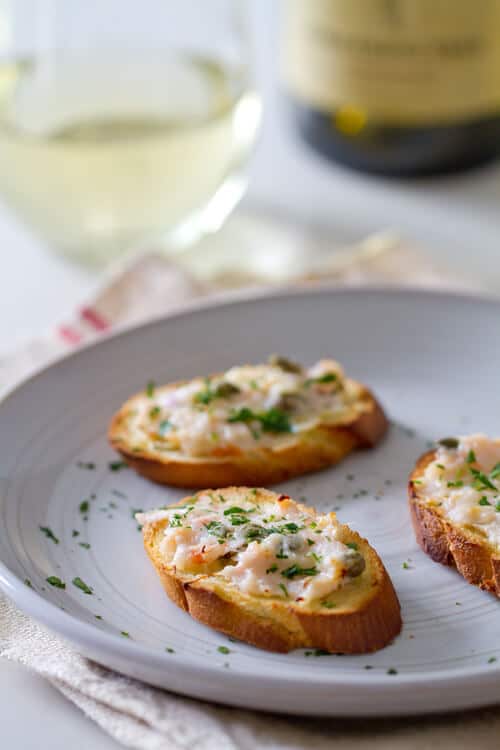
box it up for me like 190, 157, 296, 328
417, 434, 500, 548
126, 358, 367, 459
137, 493, 365, 605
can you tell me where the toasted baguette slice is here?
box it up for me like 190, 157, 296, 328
138, 488, 402, 653
409, 434, 500, 596
109, 356, 387, 488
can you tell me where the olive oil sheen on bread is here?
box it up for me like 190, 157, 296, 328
281, 0, 500, 176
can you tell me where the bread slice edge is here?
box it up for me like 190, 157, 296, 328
141, 489, 402, 654
109, 382, 388, 488
409, 450, 500, 596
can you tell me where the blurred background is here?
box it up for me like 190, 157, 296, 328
2, 0, 500, 352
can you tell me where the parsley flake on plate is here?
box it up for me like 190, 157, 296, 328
46, 576, 66, 589
72, 577, 93, 595
39, 526, 59, 544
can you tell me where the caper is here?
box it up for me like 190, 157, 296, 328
438, 437, 459, 449
285, 535, 303, 552
268, 354, 303, 374
344, 549, 365, 578
215, 381, 241, 398
277, 392, 306, 415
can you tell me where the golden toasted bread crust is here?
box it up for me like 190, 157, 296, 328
141, 489, 402, 653
109, 384, 388, 489
409, 451, 500, 597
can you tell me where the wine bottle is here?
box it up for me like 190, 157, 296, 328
281, 0, 500, 176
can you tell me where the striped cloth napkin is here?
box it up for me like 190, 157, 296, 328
1, 244, 497, 750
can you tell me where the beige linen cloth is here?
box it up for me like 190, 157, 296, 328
0, 240, 498, 749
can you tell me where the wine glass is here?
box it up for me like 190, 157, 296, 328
0, 0, 261, 265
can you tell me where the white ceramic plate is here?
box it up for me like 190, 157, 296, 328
1, 288, 499, 717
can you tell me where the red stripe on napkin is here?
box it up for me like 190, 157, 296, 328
58, 325, 83, 345
80, 306, 110, 331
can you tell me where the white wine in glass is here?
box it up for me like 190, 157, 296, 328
0, 1, 261, 265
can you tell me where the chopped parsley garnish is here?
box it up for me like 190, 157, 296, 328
266, 564, 278, 574
229, 515, 250, 526
72, 530, 80, 538
346, 542, 358, 550
436, 463, 445, 470
447, 480, 464, 488
79, 542, 91, 550
121, 631, 130, 638
39, 526, 59, 544
278, 583, 289, 598
77, 461, 95, 470
258, 407, 292, 433
402, 561, 410, 570
488, 656, 497, 664
158, 419, 173, 436
322, 601, 336, 609
245, 525, 270, 541
222, 506, 253, 526
194, 380, 240, 405
169, 516, 184, 528
46, 576, 65, 589
24, 578, 33, 588
315, 372, 337, 383
386, 668, 398, 675
438, 437, 459, 449
471, 468, 497, 491
149, 405, 161, 419
466, 450, 477, 464
281, 564, 318, 579
310, 552, 322, 563
245, 521, 301, 541
146, 381, 155, 398
72, 577, 93, 595
165, 647, 175, 653
193, 385, 214, 405
491, 462, 500, 480
277, 522, 301, 533
109, 460, 127, 472
496, 502, 500, 512
205, 521, 229, 539
306, 538, 315, 546
95, 615, 103, 620
217, 645, 230, 655
79, 500, 90, 514
228, 407, 291, 434
479, 496, 492, 506
304, 649, 331, 657
305, 373, 337, 386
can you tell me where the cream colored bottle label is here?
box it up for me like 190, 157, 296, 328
282, 0, 500, 124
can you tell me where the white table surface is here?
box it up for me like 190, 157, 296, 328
2, 2, 500, 747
